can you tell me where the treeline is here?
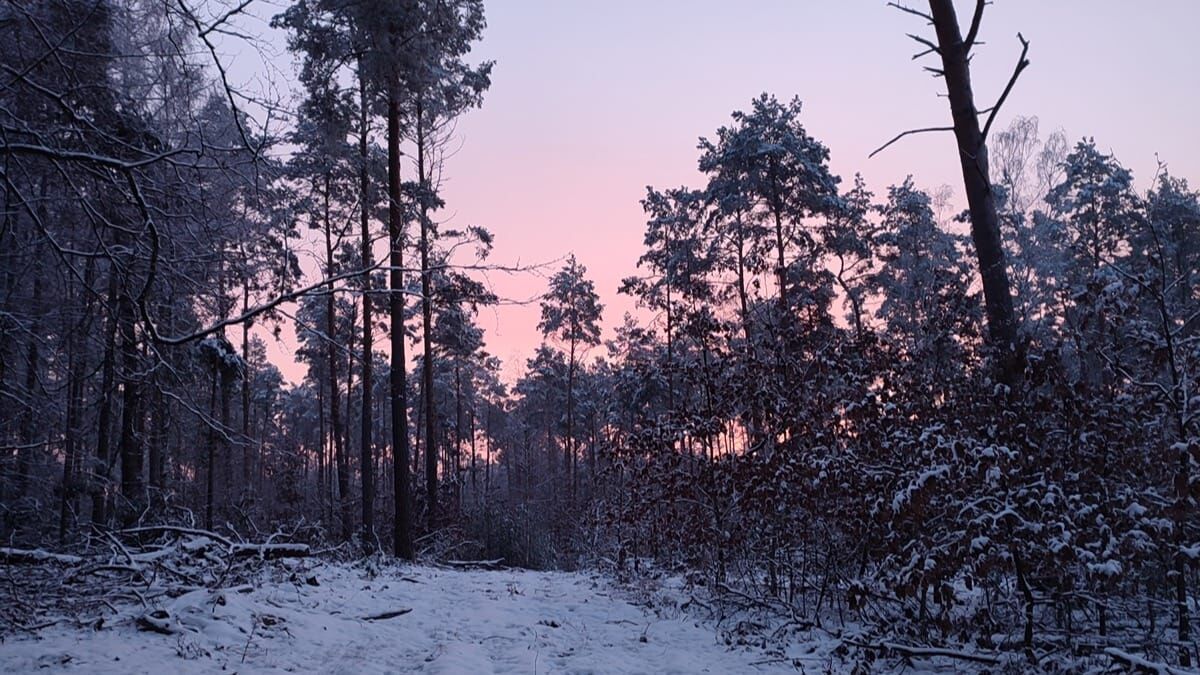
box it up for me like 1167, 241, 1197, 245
567, 105, 1200, 663
0, 0, 502, 556
0, 0, 295, 538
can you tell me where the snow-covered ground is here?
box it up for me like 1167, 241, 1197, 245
1, 562, 819, 674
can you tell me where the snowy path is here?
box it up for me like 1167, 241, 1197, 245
1, 564, 801, 674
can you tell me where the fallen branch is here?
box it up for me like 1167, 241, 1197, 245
135, 609, 179, 635
362, 608, 413, 621
230, 543, 310, 559
1103, 648, 1197, 675
442, 558, 503, 570
102, 530, 139, 569
64, 563, 144, 583
118, 527, 308, 559
0, 547, 84, 565
3, 617, 62, 633
119, 526, 234, 549
847, 639, 1001, 665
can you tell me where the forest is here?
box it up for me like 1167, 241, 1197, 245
1, 0, 1198, 672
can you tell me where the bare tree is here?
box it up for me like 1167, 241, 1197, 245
876, 0, 1030, 382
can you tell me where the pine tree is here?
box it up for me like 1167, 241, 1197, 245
539, 256, 603, 500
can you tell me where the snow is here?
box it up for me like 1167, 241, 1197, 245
0, 563, 809, 674
1087, 559, 1123, 578
1125, 502, 1148, 518
891, 464, 949, 512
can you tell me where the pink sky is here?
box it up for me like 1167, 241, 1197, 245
255, 1, 1200, 383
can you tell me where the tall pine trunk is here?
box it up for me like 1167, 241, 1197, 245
116, 289, 143, 525
417, 101, 438, 528
355, 61, 374, 552
241, 286, 252, 497
205, 365, 218, 530
148, 298, 171, 494
59, 260, 93, 541
219, 348, 234, 523
92, 262, 121, 526
358, 62, 376, 553
317, 383, 326, 519
566, 339, 576, 501
388, 80, 414, 559
323, 174, 351, 540
15, 260, 42, 501
454, 363, 463, 513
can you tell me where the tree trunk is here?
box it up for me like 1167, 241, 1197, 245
469, 406, 477, 501
148, 300, 171, 494
15, 261, 42, 501
59, 261, 93, 542
567, 338, 576, 501
205, 366, 218, 531
149, 380, 166, 491
388, 79, 414, 560
323, 174, 351, 540
317, 380, 326, 519
734, 217, 751, 341
454, 363, 463, 513
117, 290, 143, 525
345, 336, 354, 493
60, 352, 84, 541
1013, 547, 1035, 663
358, 61, 376, 554
241, 286, 252, 496
771, 204, 788, 312
835, 254, 864, 341
92, 264, 121, 527
217, 345, 235, 526
0, 176, 13, 454
484, 407, 492, 497
928, 0, 1022, 382
417, 100, 438, 529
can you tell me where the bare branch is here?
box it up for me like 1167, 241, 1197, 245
906, 33, 940, 58
2, 143, 192, 171
964, 0, 989, 52
174, 0, 261, 157
887, 2, 933, 23
980, 33, 1031, 142
868, 126, 954, 158
139, 259, 387, 346
198, 0, 255, 39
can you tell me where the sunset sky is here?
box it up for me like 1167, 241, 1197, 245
248, 0, 1199, 383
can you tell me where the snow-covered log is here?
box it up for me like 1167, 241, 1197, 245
230, 543, 310, 559
119, 526, 234, 549
117, 527, 309, 558
1103, 648, 1196, 675
442, 558, 504, 569
847, 640, 1001, 666
0, 548, 84, 565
